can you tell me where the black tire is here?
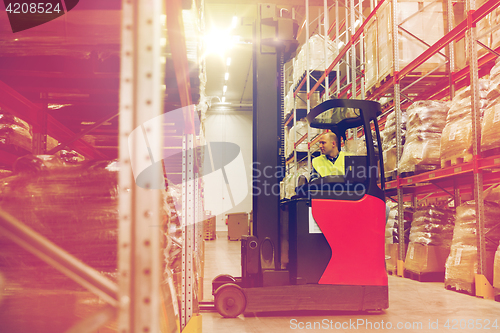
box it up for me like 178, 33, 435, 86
212, 274, 236, 295
214, 283, 247, 318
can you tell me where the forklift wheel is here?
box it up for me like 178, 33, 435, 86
213, 274, 236, 283
214, 283, 247, 318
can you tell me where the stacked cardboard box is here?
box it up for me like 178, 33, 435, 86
445, 201, 500, 294
404, 206, 455, 275
399, 100, 448, 173
481, 58, 500, 153
367, 0, 446, 91
440, 80, 490, 166
381, 110, 406, 175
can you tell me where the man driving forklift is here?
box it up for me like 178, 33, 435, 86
310, 131, 346, 181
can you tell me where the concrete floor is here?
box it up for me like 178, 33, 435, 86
201, 232, 500, 333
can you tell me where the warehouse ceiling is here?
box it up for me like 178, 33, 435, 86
0, 0, 359, 167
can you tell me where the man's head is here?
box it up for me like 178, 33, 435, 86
318, 132, 339, 158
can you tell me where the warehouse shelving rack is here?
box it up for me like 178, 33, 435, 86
289, 0, 500, 298
0, 0, 205, 332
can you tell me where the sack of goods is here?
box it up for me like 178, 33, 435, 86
386, 205, 413, 245
440, 79, 490, 165
381, 110, 407, 174
481, 58, 500, 153
0, 111, 32, 153
408, 205, 455, 247
444, 200, 500, 294
0, 155, 119, 289
494, 243, 500, 290
398, 100, 448, 173
405, 205, 455, 274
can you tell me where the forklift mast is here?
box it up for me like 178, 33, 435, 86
252, 3, 298, 271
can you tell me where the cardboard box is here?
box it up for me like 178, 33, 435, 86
493, 249, 500, 289
376, 0, 446, 81
227, 212, 249, 241
385, 243, 408, 273
445, 246, 496, 287
405, 243, 450, 273
364, 16, 378, 92
203, 215, 216, 241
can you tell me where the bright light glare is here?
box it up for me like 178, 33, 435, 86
231, 16, 238, 29
222, 97, 226, 103
225, 72, 229, 80
226, 58, 231, 66
204, 28, 234, 57
354, 19, 361, 28
223, 85, 227, 94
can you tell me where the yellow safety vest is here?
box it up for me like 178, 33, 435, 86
312, 151, 346, 177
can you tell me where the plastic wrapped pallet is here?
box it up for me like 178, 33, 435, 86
494, 243, 500, 289
283, 161, 310, 199
377, 0, 446, 84
491, 7, 500, 51
364, 16, 378, 92
292, 34, 338, 87
381, 110, 406, 174
481, 58, 500, 152
0, 111, 32, 153
408, 205, 455, 247
440, 80, 490, 165
0, 155, 119, 289
398, 100, 448, 173
445, 201, 500, 293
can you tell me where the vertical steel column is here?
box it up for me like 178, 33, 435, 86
118, 0, 164, 332
306, 0, 311, 174
181, 134, 195, 329
446, 0, 455, 98
350, 0, 356, 99
359, 0, 365, 100
324, 0, 329, 99
335, 0, 340, 98
392, 0, 405, 269
466, 0, 487, 278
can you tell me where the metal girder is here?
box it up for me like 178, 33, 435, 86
0, 79, 105, 159
118, 0, 164, 332
308, 0, 387, 98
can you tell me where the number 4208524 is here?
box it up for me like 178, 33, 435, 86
5, 2, 62, 14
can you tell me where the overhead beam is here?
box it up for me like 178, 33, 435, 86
0, 79, 107, 159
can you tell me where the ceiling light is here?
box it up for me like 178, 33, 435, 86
225, 72, 229, 80
203, 28, 234, 57
223, 85, 227, 94
160, 38, 167, 46
226, 58, 231, 66
231, 16, 238, 29
222, 97, 226, 103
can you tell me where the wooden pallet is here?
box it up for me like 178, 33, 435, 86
445, 280, 475, 296
483, 147, 500, 158
399, 164, 439, 178
384, 170, 397, 182
204, 231, 216, 241
404, 269, 445, 282
379, 72, 393, 85
441, 153, 473, 168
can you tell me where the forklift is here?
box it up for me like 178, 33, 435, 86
211, 4, 388, 317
